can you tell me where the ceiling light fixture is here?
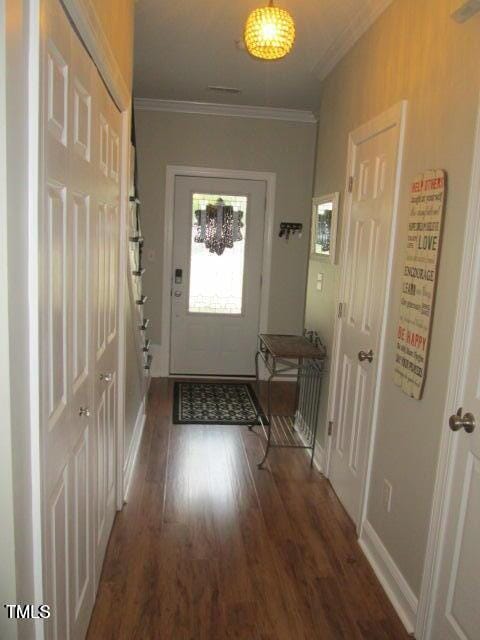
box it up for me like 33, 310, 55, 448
244, 0, 295, 61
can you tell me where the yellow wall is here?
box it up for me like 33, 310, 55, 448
314, 0, 480, 595
93, 0, 134, 89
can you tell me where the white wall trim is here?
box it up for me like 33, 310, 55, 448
123, 394, 147, 501
324, 101, 408, 533
0, 0, 19, 624
360, 520, 418, 634
416, 94, 480, 640
134, 97, 317, 124
160, 165, 276, 378
61, 0, 130, 110
29, 2, 45, 634
315, 0, 394, 80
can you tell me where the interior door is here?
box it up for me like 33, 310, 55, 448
428, 216, 480, 636
93, 73, 121, 585
170, 176, 266, 376
41, 3, 96, 638
329, 121, 401, 524
40, 0, 122, 637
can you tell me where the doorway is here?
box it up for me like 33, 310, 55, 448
327, 103, 406, 525
160, 166, 276, 378
417, 99, 480, 640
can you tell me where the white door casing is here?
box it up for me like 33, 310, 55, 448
327, 103, 406, 526
40, 0, 122, 637
170, 176, 267, 376
160, 166, 276, 378
419, 100, 480, 640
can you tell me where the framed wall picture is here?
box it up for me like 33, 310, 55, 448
311, 192, 339, 263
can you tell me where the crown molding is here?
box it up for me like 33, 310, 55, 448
133, 98, 317, 124
315, 0, 394, 81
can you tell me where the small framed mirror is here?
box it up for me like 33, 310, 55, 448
311, 192, 339, 263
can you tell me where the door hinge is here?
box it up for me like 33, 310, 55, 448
348, 176, 354, 193
338, 302, 345, 318
328, 421, 334, 436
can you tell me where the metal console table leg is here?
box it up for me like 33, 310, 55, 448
257, 371, 274, 469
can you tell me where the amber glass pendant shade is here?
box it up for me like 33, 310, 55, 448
244, 1, 295, 61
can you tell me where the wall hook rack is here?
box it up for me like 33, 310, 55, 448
279, 222, 303, 240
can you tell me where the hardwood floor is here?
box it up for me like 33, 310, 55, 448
87, 378, 411, 640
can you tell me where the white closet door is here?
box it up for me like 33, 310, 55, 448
93, 73, 121, 587
41, 5, 74, 638
40, 0, 122, 637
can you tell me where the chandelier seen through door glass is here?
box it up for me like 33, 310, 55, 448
194, 198, 244, 256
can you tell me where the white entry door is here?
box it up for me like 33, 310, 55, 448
427, 186, 480, 636
40, 0, 122, 637
170, 176, 266, 376
329, 107, 404, 524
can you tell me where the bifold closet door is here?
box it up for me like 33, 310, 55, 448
92, 58, 121, 589
40, 0, 122, 638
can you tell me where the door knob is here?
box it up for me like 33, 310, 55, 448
358, 349, 374, 363
449, 408, 476, 434
100, 372, 112, 382
174, 290, 182, 297
79, 407, 90, 417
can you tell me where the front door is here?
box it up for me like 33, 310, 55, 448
428, 197, 480, 637
329, 111, 403, 524
170, 176, 266, 376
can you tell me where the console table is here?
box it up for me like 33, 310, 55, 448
253, 334, 327, 468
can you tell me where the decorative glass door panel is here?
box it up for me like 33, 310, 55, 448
189, 193, 248, 315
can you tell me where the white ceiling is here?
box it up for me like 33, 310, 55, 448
134, 0, 392, 111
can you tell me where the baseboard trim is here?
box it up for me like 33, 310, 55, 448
123, 395, 147, 501
359, 520, 418, 634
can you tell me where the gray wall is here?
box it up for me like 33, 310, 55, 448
135, 110, 317, 348
313, 0, 480, 596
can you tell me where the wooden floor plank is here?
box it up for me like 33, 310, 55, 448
87, 379, 411, 640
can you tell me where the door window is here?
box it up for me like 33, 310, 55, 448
188, 193, 248, 315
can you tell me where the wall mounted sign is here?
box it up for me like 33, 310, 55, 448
393, 170, 446, 400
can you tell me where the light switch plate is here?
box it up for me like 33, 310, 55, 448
316, 272, 324, 291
